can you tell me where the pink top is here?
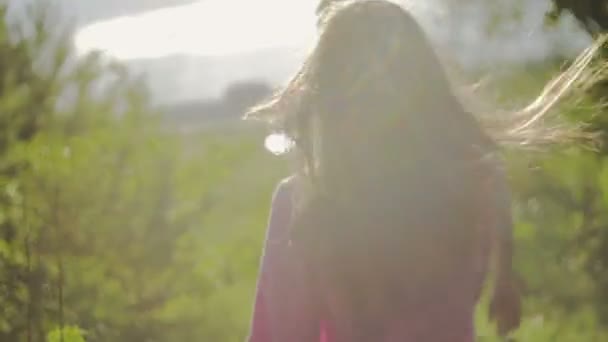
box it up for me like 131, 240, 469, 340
248, 176, 498, 341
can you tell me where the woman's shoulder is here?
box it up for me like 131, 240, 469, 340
270, 175, 299, 217
265, 176, 298, 246
279, 174, 297, 188
273, 175, 298, 199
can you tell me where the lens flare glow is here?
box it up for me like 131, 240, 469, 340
264, 133, 294, 155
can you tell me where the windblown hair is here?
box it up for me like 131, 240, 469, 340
246, 0, 605, 339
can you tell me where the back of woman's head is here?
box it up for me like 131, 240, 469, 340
247, 0, 604, 339
249, 0, 494, 336
254, 0, 495, 177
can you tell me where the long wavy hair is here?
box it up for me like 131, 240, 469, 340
246, 0, 603, 339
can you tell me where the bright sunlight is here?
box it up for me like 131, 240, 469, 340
75, 0, 318, 59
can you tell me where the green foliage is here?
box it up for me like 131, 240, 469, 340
468, 60, 608, 339
47, 326, 85, 342
0, 2, 286, 341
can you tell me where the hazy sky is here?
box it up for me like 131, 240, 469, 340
54, 0, 197, 26
53, 0, 592, 102
71, 0, 590, 63
74, 0, 317, 58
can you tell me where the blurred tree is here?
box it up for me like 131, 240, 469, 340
479, 1, 608, 331
0, 3, 69, 340
547, 0, 608, 36
0, 2, 286, 341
